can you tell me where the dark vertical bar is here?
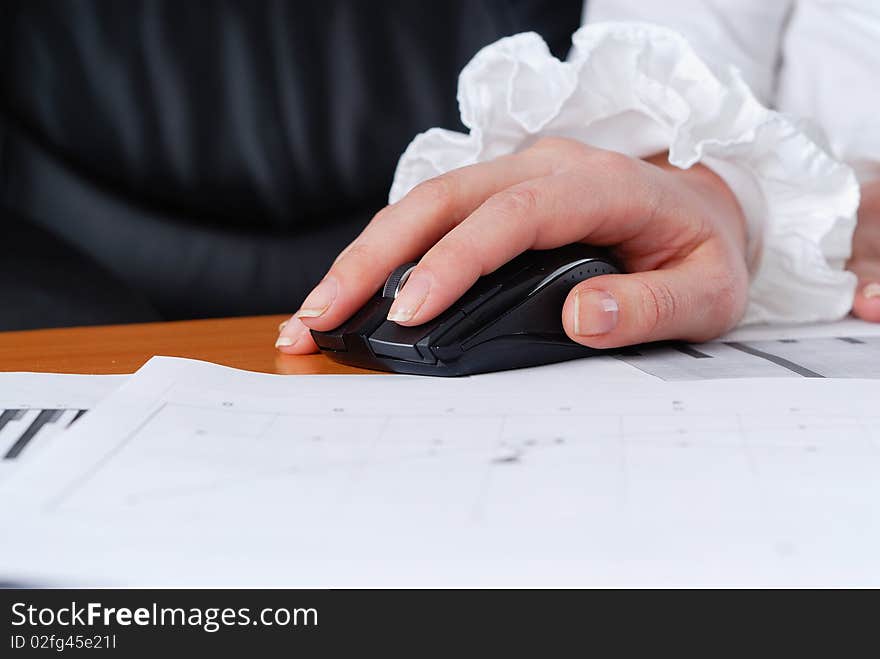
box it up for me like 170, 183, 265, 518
4, 409, 63, 460
67, 409, 88, 427
0, 409, 25, 433
673, 344, 713, 359
724, 342, 824, 378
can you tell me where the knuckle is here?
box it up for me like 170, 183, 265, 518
709, 270, 748, 332
682, 213, 715, 250
369, 204, 394, 225
590, 149, 638, 177
531, 136, 571, 152
713, 276, 739, 320
636, 278, 679, 336
411, 175, 457, 213
642, 173, 668, 226
338, 241, 374, 265
484, 186, 539, 220
529, 136, 591, 167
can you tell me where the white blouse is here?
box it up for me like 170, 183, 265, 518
390, 0, 880, 326
589, 0, 880, 182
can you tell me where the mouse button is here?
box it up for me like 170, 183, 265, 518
353, 296, 394, 328
496, 255, 577, 293
311, 296, 391, 353
311, 329, 346, 352
476, 257, 534, 291
418, 311, 466, 358
368, 330, 424, 362
455, 276, 538, 331
368, 320, 438, 363
442, 286, 529, 351
459, 283, 503, 315
458, 290, 569, 351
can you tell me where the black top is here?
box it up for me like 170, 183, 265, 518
0, 0, 583, 328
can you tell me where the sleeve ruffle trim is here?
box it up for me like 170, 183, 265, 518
389, 23, 860, 325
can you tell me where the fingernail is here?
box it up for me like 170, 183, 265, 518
295, 278, 338, 318
275, 318, 309, 352
387, 271, 431, 323
276, 321, 308, 351
278, 320, 288, 332
573, 289, 618, 336
864, 283, 880, 299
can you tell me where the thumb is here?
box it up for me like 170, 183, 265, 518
561, 258, 747, 349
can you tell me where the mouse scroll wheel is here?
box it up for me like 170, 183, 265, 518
382, 263, 418, 299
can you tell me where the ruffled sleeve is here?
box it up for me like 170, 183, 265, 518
389, 23, 860, 325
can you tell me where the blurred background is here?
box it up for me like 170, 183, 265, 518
0, 0, 582, 330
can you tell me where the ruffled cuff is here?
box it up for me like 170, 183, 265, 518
389, 23, 860, 326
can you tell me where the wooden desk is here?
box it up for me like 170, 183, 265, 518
0, 315, 378, 375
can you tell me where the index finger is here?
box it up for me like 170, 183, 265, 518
293, 153, 554, 331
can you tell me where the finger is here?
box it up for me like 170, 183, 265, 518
561, 240, 748, 348
848, 255, 880, 322
852, 279, 880, 323
387, 157, 661, 325
294, 153, 555, 331
275, 316, 319, 354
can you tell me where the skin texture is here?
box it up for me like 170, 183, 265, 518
848, 179, 880, 323
276, 138, 752, 355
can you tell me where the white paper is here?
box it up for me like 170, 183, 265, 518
1, 356, 878, 587
618, 335, 880, 380
0, 373, 126, 475
615, 317, 880, 381
721, 316, 880, 342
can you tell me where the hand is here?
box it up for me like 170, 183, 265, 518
848, 179, 880, 322
276, 138, 749, 354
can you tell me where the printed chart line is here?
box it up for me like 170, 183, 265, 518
1, 408, 88, 460
723, 342, 824, 378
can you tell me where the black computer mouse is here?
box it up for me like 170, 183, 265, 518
311, 244, 621, 376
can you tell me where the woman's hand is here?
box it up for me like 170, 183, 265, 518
276, 138, 749, 353
848, 180, 880, 322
